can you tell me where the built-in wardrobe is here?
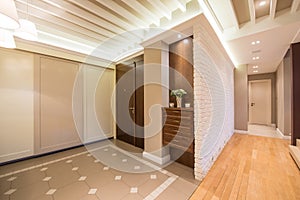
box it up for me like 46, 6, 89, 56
0, 48, 114, 163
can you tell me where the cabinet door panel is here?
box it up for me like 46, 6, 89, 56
37, 57, 81, 153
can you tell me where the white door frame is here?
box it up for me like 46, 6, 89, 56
248, 79, 272, 125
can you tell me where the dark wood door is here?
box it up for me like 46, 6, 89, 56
116, 59, 144, 149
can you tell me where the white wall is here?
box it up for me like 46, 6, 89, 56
193, 15, 234, 181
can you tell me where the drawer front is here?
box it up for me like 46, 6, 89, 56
162, 108, 194, 154
163, 133, 194, 153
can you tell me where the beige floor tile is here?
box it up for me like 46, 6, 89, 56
48, 170, 80, 189
10, 181, 49, 200
138, 179, 166, 197
156, 186, 189, 200
122, 193, 144, 200
169, 178, 198, 196
85, 171, 114, 188
0, 194, 9, 200
11, 169, 46, 189
121, 173, 150, 187
80, 194, 100, 200
0, 178, 11, 194
54, 182, 90, 200
77, 163, 103, 176
96, 181, 130, 200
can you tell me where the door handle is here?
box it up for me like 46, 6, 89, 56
251, 103, 255, 107
129, 107, 135, 114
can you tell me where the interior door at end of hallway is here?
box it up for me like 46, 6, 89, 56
249, 80, 272, 125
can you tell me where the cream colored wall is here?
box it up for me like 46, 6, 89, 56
0, 49, 34, 162
277, 61, 284, 133
144, 41, 169, 157
234, 65, 248, 131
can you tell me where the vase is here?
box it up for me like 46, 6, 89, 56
176, 96, 182, 108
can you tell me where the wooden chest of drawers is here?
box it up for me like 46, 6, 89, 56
162, 107, 194, 167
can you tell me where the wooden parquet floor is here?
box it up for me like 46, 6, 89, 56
190, 133, 300, 200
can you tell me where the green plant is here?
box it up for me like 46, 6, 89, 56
170, 89, 187, 98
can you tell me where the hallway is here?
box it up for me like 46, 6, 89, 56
191, 133, 300, 199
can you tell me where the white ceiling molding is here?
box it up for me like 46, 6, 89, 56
248, 0, 256, 24
291, 0, 300, 13
270, 0, 278, 19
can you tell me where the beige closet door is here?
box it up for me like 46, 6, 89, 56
249, 80, 271, 125
36, 57, 81, 154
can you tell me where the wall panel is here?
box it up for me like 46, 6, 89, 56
36, 57, 81, 154
0, 49, 34, 162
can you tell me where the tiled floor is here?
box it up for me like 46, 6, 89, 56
248, 124, 290, 139
0, 140, 199, 200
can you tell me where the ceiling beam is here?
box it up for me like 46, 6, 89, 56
291, 0, 300, 13
15, 2, 118, 44
146, 0, 172, 20
120, 0, 160, 26
16, 0, 119, 39
228, 0, 240, 30
270, 0, 277, 19
94, 0, 149, 28
173, 0, 187, 12
44, 0, 127, 34
66, 0, 136, 31
248, 0, 256, 24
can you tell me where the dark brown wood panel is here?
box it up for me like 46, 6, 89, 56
162, 107, 194, 167
291, 42, 300, 145
169, 37, 194, 107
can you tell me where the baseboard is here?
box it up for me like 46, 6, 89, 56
234, 129, 249, 134
276, 128, 291, 140
142, 151, 170, 165
289, 145, 300, 170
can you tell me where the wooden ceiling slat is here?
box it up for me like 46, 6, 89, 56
94, 0, 149, 28
120, 0, 160, 26
17, 0, 119, 38
45, 0, 127, 34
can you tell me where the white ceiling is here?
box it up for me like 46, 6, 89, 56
12, 0, 300, 73
202, 0, 300, 75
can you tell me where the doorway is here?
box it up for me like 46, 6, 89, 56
116, 58, 144, 149
249, 79, 272, 125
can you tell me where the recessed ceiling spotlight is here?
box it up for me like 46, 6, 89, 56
253, 70, 259, 73
251, 40, 261, 45
259, 1, 267, 6
253, 65, 259, 68
177, 34, 182, 39
252, 56, 260, 60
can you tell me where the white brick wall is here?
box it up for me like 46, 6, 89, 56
193, 16, 234, 181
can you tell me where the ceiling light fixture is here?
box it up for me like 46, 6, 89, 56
14, 0, 38, 41
253, 65, 259, 68
259, 1, 267, 6
252, 56, 260, 60
0, 29, 16, 48
253, 70, 259, 73
0, 0, 20, 29
177, 34, 182, 39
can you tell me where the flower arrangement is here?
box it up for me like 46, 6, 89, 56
170, 89, 187, 98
